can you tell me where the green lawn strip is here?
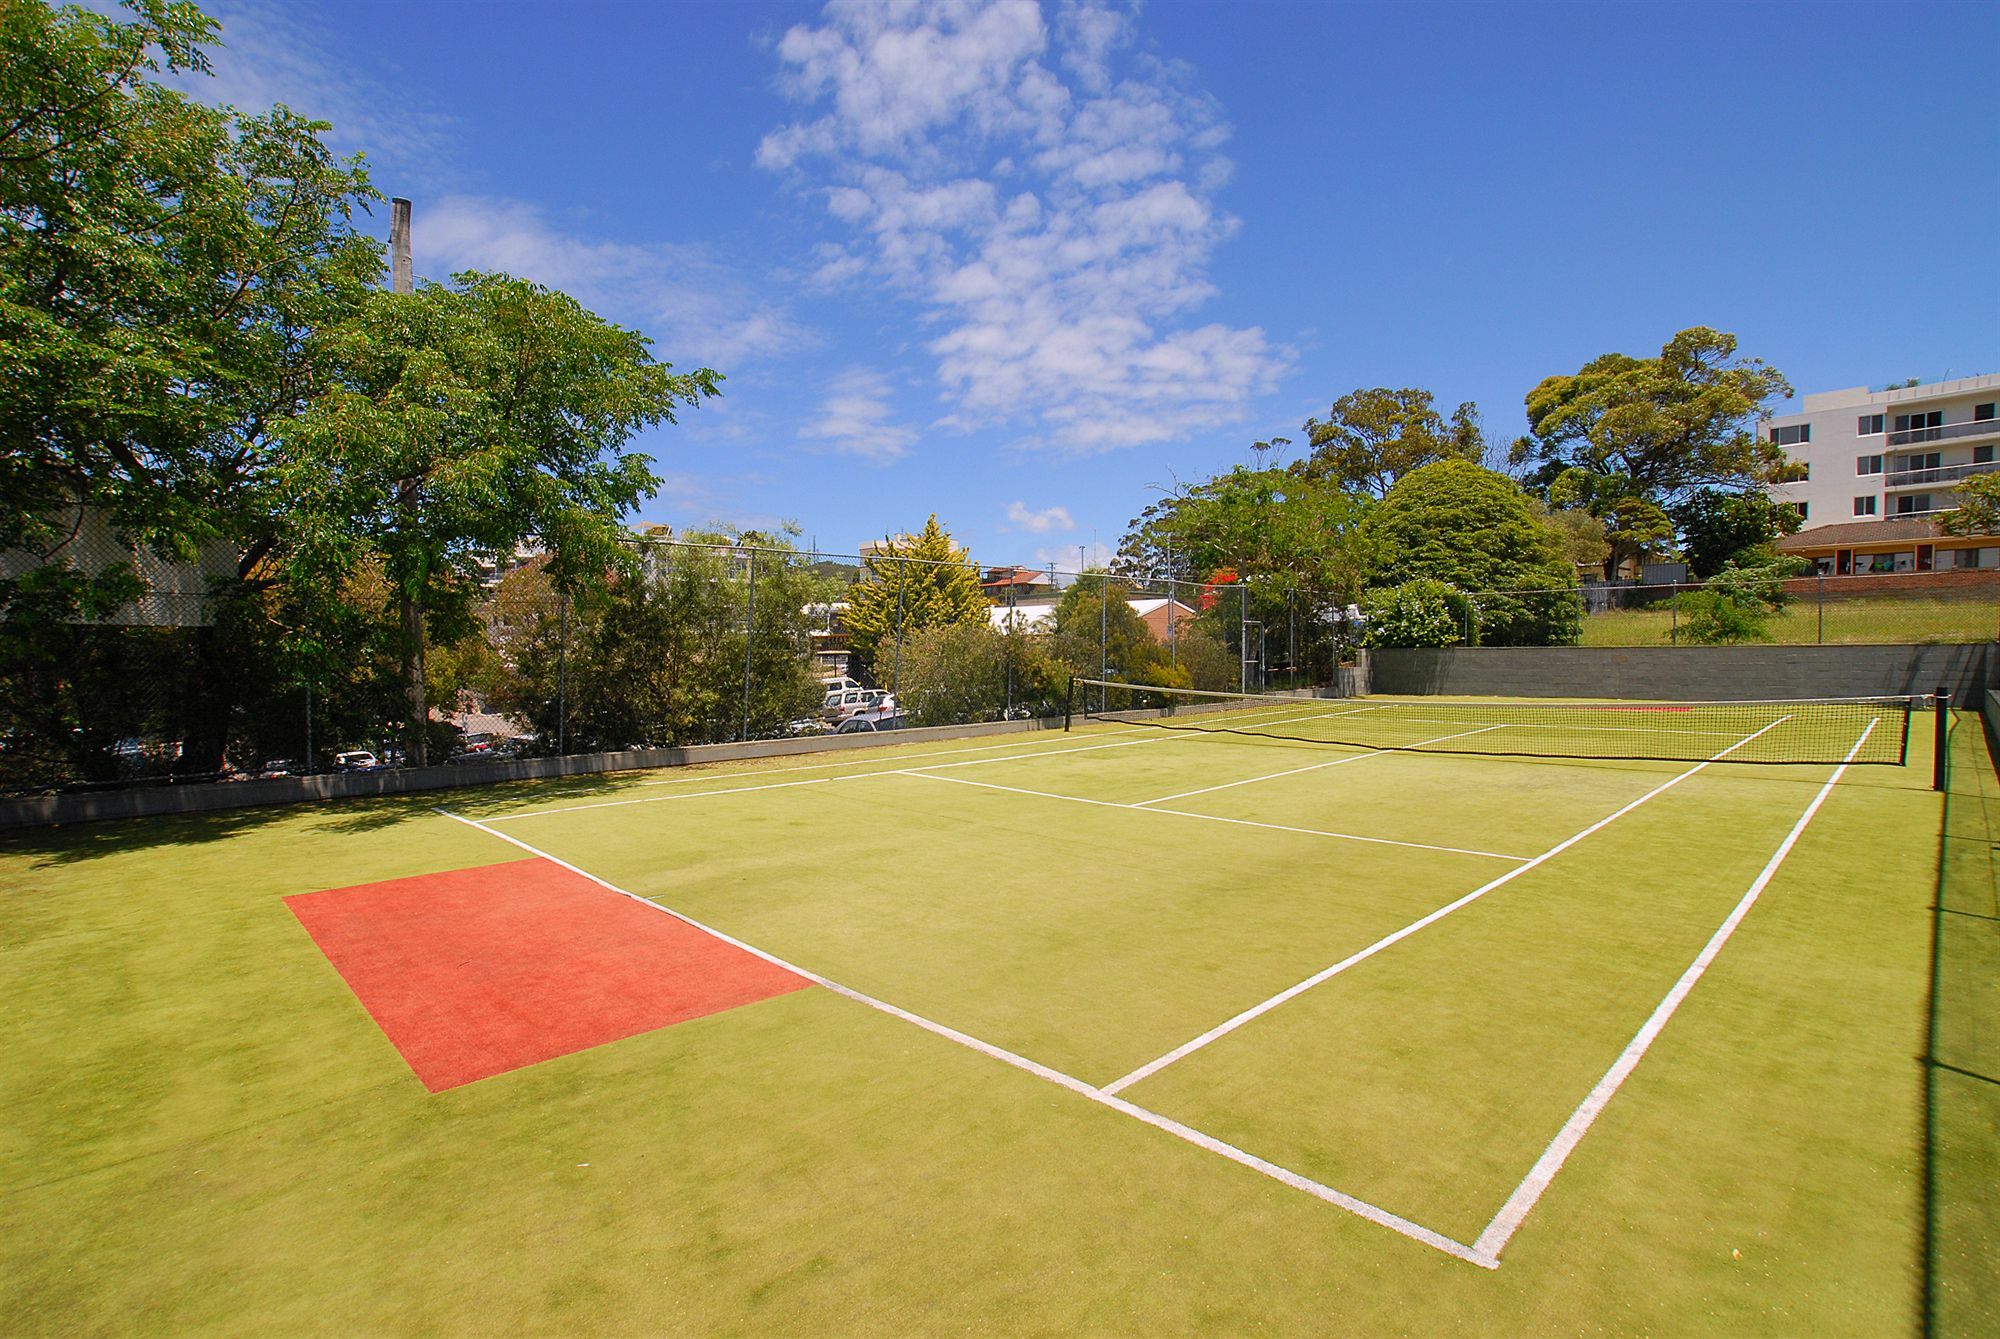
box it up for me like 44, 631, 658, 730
1131, 755, 1933, 1332
481, 768, 1499, 1085
3, 985, 1494, 1337
1578, 596, 1993, 647
1930, 715, 2000, 1336
0, 807, 501, 1184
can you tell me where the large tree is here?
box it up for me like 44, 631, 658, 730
279, 274, 717, 763
844, 515, 989, 680
1, 0, 386, 775
1363, 460, 1580, 645
1670, 488, 1805, 579
1298, 387, 1487, 498
1115, 465, 1371, 593
1509, 327, 1791, 579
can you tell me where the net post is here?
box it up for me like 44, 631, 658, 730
1063, 675, 1075, 732
1933, 687, 1950, 791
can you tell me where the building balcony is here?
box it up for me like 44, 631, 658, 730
1884, 459, 2000, 489
1885, 418, 2000, 447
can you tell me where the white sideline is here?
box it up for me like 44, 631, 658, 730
433, 807, 1495, 1269
1096, 715, 1795, 1097
1468, 717, 1880, 1263
1130, 725, 1508, 807
902, 771, 1532, 863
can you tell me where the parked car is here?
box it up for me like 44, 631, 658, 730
332, 750, 380, 772
835, 712, 907, 733
255, 759, 299, 778
823, 687, 898, 723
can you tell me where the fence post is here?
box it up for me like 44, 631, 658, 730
739, 548, 756, 743
556, 585, 569, 756
1935, 687, 1951, 791
1005, 582, 1016, 719
1099, 570, 1109, 706
304, 683, 313, 776
1239, 583, 1249, 693
1817, 572, 1825, 645
891, 556, 906, 694
1167, 574, 1177, 670
1670, 586, 1678, 645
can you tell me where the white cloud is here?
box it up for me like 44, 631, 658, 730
761, 0, 1288, 453
798, 368, 919, 462
421, 196, 806, 370
1004, 501, 1074, 532
160, 0, 453, 169
1035, 540, 1113, 576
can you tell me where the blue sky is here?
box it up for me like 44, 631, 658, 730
176, 0, 1998, 570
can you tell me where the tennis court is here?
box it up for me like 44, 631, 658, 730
0, 688, 1962, 1334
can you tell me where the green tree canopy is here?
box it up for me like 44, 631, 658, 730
1509, 327, 1791, 578
1670, 488, 1805, 579
1937, 474, 2000, 539
1363, 460, 1580, 645
1114, 464, 1372, 594
1050, 570, 1165, 685
1299, 387, 1486, 498
279, 273, 717, 761
845, 515, 989, 677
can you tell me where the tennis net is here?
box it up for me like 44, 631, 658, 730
1066, 678, 1914, 766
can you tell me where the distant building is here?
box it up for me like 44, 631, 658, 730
1764, 372, 2000, 533
1773, 519, 1999, 577
980, 566, 1058, 601
986, 596, 1199, 642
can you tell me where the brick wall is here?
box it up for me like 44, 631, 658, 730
1780, 569, 2000, 600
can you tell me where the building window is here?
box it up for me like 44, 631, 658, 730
1897, 452, 1942, 472
1858, 414, 1885, 435
1955, 548, 1983, 569
1895, 411, 1943, 439
1770, 424, 1811, 446
1896, 493, 1933, 515
1857, 454, 1883, 475
1794, 501, 1808, 521
1775, 461, 1810, 482
1977, 445, 1996, 464
1976, 403, 1996, 422
1854, 496, 1878, 516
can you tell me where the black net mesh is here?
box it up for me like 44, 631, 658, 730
1073, 678, 1914, 766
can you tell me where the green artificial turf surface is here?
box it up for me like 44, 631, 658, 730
0, 706, 1976, 1335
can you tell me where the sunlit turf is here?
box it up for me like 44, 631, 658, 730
0, 710, 1970, 1335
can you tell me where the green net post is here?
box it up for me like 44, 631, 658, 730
1934, 687, 1951, 791
1063, 675, 1075, 732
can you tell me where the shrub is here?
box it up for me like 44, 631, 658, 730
1360, 579, 1475, 648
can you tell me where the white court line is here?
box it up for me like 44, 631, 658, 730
1096, 715, 1795, 1098
902, 770, 1531, 863
433, 807, 1493, 1269
486, 706, 1364, 822
633, 728, 1151, 786
484, 775, 834, 822
1130, 725, 1507, 807
1469, 717, 1880, 1264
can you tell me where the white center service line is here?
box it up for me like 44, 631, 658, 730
900, 770, 1532, 863
1129, 725, 1508, 807
1095, 714, 1794, 1098
1468, 716, 1879, 1264
433, 806, 1495, 1269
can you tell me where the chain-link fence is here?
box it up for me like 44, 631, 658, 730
0, 534, 1320, 796
7, 523, 1996, 797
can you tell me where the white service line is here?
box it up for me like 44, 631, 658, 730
902, 770, 1531, 863
1130, 725, 1507, 807
1096, 715, 1795, 1098
1468, 716, 1880, 1264
433, 806, 1493, 1269
634, 728, 1151, 787
489, 728, 1197, 822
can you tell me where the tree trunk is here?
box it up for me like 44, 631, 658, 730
402, 590, 428, 767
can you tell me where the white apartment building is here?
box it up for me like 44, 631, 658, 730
1764, 372, 2000, 575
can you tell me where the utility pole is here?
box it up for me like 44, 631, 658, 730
389, 198, 428, 767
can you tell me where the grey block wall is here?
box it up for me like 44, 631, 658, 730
1366, 643, 1994, 702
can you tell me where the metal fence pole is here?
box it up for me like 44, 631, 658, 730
1239, 583, 1248, 693
1099, 570, 1109, 703
1167, 573, 1178, 670
1005, 582, 1016, 718
1817, 572, 1825, 645
1670, 586, 1678, 645
556, 586, 569, 756
891, 556, 906, 694
739, 548, 757, 743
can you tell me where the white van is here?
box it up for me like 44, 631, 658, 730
823, 687, 897, 723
